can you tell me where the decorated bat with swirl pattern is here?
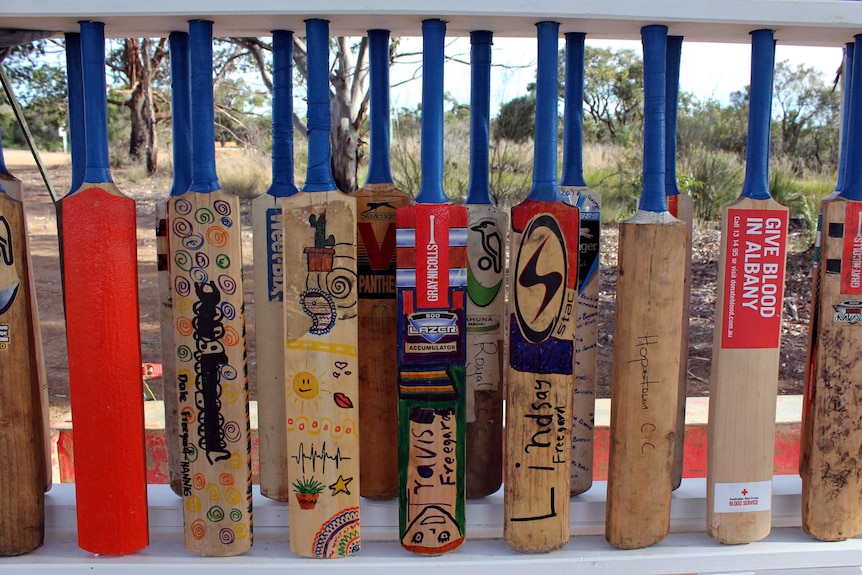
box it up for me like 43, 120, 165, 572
59, 21, 149, 555
254, 29, 299, 502
504, 21, 579, 553
169, 20, 253, 556
706, 29, 789, 545
801, 34, 862, 542
605, 25, 686, 550
354, 28, 412, 501
282, 18, 361, 559
396, 19, 468, 556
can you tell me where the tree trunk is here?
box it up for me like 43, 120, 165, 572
141, 38, 157, 175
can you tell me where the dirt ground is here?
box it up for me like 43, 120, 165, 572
6, 155, 814, 424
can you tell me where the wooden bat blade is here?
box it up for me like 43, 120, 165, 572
0, 177, 45, 556
465, 203, 506, 498
156, 200, 183, 496
396, 202, 468, 555
169, 190, 252, 555
282, 190, 361, 558
355, 183, 410, 500
560, 186, 600, 496
606, 214, 686, 550
61, 183, 149, 554
802, 197, 862, 541
706, 29, 787, 545
668, 192, 694, 491
253, 193, 290, 501
505, 199, 579, 553
706, 197, 789, 544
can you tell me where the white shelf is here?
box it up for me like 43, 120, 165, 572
5, 476, 862, 574
2, 0, 861, 44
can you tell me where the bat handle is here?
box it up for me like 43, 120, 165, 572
639, 24, 668, 213
79, 21, 112, 184
269, 29, 299, 197
169, 31, 192, 196
561, 31, 587, 188
740, 29, 775, 201
366, 29, 394, 185
664, 35, 683, 198
188, 20, 220, 193
465, 30, 493, 205
416, 19, 448, 204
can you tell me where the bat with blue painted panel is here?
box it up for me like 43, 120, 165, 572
504, 21, 580, 553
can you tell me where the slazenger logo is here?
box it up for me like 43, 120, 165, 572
514, 214, 567, 343
833, 300, 862, 325
408, 312, 459, 343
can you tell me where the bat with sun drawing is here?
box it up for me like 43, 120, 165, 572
281, 18, 361, 559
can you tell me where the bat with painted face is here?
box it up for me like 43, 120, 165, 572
396, 19, 469, 556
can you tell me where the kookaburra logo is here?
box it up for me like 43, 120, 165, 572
0, 215, 20, 315
470, 219, 502, 274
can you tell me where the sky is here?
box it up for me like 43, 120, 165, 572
387, 36, 845, 117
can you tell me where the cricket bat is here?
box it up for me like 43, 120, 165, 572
0, 127, 46, 556
605, 25, 687, 550
799, 41, 853, 480
396, 19, 468, 555
664, 35, 695, 491
464, 29, 506, 500
255, 29, 298, 503
60, 21, 149, 554
169, 20, 252, 556
706, 29, 789, 545
504, 21, 579, 554
159, 30, 192, 498
282, 18, 361, 558
559, 31, 600, 498
355, 28, 411, 501
801, 33, 862, 542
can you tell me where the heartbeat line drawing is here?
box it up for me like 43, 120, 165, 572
292, 441, 352, 475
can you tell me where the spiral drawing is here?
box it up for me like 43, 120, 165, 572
213, 200, 231, 216
217, 274, 237, 295
183, 233, 204, 251
195, 207, 215, 225
205, 225, 229, 248
174, 198, 192, 216
172, 216, 193, 238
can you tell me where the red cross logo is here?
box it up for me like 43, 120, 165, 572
741, 489, 748, 496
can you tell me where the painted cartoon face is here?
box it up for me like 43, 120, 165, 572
292, 371, 320, 400
401, 505, 464, 554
